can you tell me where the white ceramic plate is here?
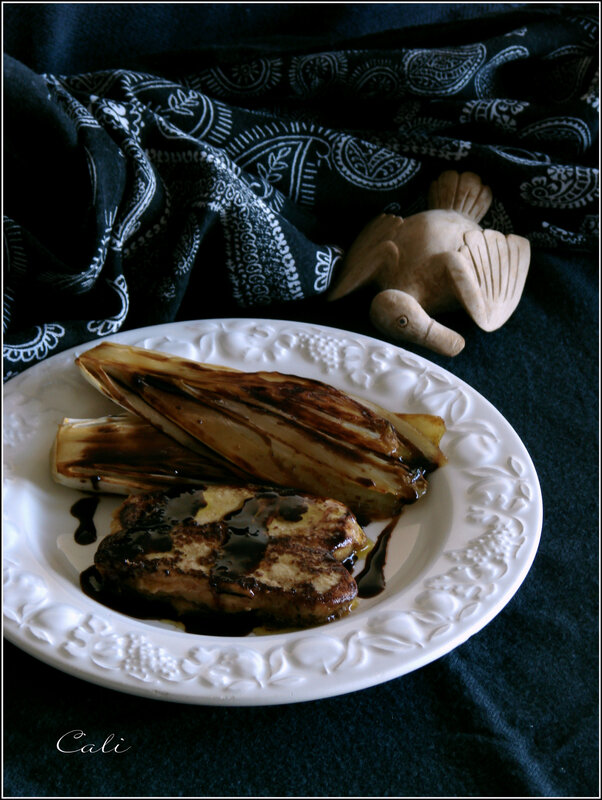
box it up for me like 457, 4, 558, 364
3, 319, 542, 705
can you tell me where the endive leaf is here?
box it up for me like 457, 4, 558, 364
52, 415, 244, 493
74, 342, 444, 519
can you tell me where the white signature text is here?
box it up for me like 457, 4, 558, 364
56, 730, 131, 754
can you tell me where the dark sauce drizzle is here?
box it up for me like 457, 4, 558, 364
355, 514, 401, 598
85, 488, 206, 562
213, 492, 307, 583
163, 488, 207, 523
71, 496, 100, 545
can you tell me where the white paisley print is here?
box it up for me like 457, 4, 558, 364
4, 325, 66, 365
4, 12, 598, 378
520, 166, 598, 209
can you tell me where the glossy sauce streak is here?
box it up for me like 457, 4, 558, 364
163, 489, 207, 523
213, 492, 308, 582
356, 514, 401, 598
97, 489, 207, 561
71, 496, 100, 545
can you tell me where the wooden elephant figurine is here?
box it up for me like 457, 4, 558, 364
328, 170, 530, 356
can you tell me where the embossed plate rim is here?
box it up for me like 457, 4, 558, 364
3, 318, 542, 705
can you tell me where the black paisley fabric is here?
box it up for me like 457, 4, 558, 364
3, 6, 598, 378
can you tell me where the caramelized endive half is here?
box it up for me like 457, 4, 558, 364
73, 342, 446, 520
52, 412, 445, 498
52, 415, 242, 494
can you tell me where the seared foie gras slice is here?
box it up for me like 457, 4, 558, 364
92, 485, 368, 628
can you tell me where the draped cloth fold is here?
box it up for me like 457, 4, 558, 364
3, 8, 598, 378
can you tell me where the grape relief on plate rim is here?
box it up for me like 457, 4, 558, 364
3, 320, 537, 695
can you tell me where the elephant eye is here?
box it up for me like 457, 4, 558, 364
397, 316, 408, 327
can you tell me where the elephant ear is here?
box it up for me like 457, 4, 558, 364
454, 230, 531, 331
328, 214, 403, 301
